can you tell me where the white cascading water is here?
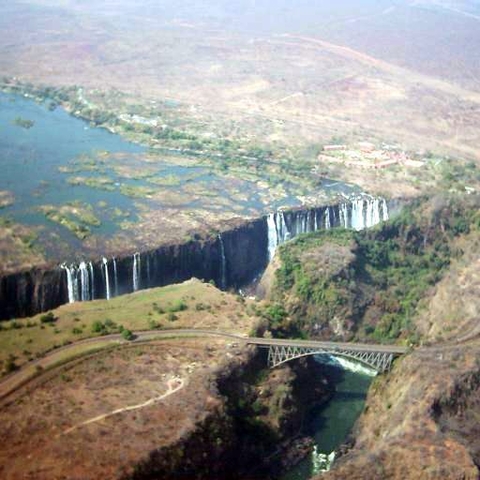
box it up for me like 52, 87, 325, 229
102, 257, 110, 300
112, 257, 118, 297
350, 197, 365, 231
381, 198, 389, 222
277, 211, 290, 242
88, 262, 95, 300
62, 264, 76, 303
133, 252, 141, 292
340, 202, 349, 228
79, 261, 92, 301
218, 233, 227, 289
315, 353, 377, 377
324, 207, 332, 230
266, 195, 389, 262
312, 447, 336, 474
267, 213, 278, 260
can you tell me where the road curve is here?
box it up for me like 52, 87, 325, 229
0, 328, 408, 401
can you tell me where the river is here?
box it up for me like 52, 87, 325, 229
281, 356, 375, 479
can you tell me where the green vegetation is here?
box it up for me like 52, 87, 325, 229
40, 312, 56, 324
149, 174, 182, 187
91, 319, 123, 335
67, 176, 115, 191
121, 329, 134, 340
270, 195, 480, 344
12, 116, 34, 129
167, 299, 188, 313
119, 184, 156, 198
38, 202, 101, 239
355, 196, 478, 342
0, 279, 256, 375
269, 228, 355, 338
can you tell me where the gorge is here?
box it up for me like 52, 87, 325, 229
0, 195, 390, 320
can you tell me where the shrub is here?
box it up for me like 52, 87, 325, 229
104, 318, 115, 328
5, 355, 18, 373
148, 319, 161, 330
91, 320, 105, 333
40, 312, 56, 324
169, 300, 188, 312
121, 329, 134, 341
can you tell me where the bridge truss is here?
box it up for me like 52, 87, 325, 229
265, 345, 395, 373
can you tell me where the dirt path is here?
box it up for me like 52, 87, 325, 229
61, 377, 185, 436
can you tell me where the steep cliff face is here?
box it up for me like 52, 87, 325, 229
0, 217, 269, 320
0, 196, 391, 321
0, 268, 67, 319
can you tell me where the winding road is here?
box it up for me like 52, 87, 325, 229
0, 328, 408, 402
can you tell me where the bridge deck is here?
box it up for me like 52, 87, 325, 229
246, 337, 408, 355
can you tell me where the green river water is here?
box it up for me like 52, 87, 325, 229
281, 356, 375, 479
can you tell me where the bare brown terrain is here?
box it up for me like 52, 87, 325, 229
0, 339, 239, 480
2, 2, 480, 479
2, 0, 480, 163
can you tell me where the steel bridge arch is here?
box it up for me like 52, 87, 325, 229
265, 345, 395, 373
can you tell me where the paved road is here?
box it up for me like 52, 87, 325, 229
0, 328, 408, 401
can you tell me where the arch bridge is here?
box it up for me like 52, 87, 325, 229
246, 338, 408, 373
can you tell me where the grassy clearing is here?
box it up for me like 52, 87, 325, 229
0, 279, 255, 375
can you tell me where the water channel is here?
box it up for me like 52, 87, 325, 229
281, 357, 375, 479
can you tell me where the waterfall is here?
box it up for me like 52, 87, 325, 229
284, 212, 290, 240
78, 261, 90, 301
113, 257, 118, 297
266, 195, 389, 262
351, 197, 365, 231
133, 252, 141, 292
88, 262, 95, 300
218, 233, 227, 289
381, 198, 389, 221
275, 212, 282, 241
324, 207, 332, 230
312, 447, 336, 474
267, 213, 278, 261
102, 257, 110, 300
62, 264, 76, 303
370, 197, 380, 227
340, 203, 349, 228
332, 206, 338, 227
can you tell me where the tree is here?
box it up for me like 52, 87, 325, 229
121, 329, 134, 341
